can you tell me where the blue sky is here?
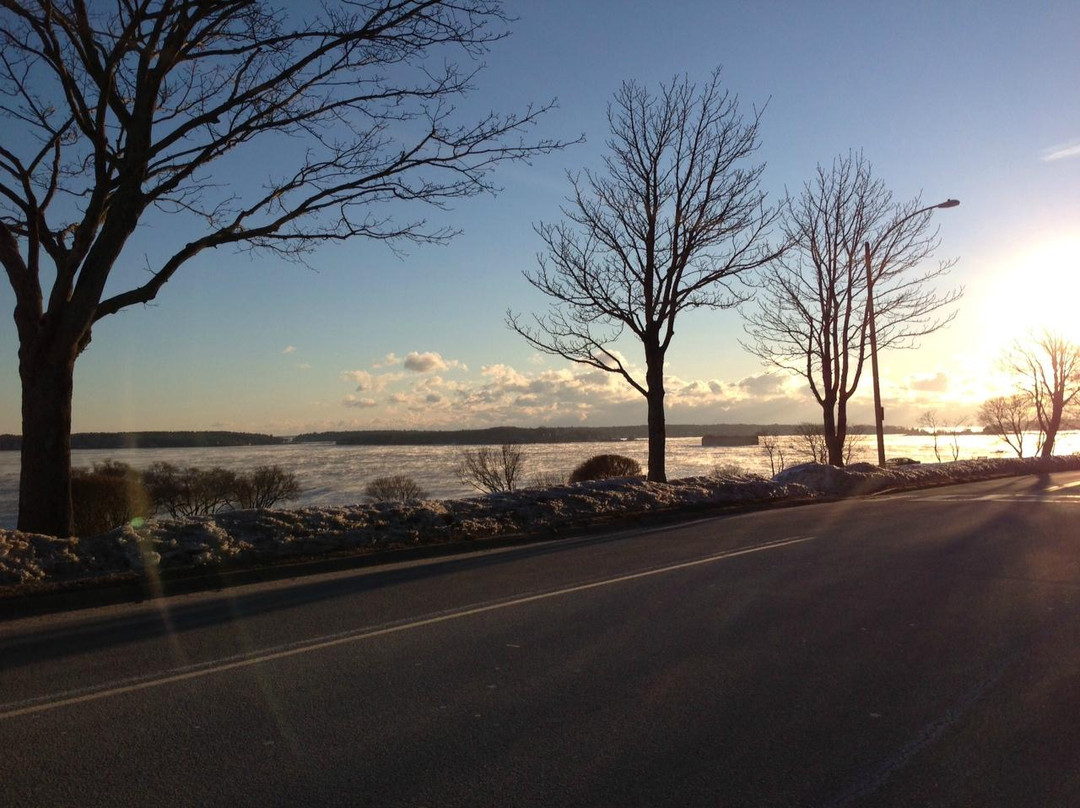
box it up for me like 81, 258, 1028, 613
3, 0, 1079, 435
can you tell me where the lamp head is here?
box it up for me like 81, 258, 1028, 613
937, 199, 960, 209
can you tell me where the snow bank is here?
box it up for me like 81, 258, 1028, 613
3, 455, 1079, 589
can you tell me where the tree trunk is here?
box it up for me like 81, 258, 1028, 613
18, 355, 76, 537
645, 353, 667, 483
822, 398, 844, 466
1041, 407, 1062, 460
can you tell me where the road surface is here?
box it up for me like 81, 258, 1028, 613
2, 472, 1080, 806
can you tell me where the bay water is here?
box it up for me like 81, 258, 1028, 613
2, 431, 1074, 530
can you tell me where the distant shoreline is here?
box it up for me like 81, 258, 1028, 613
295, 424, 922, 445
0, 431, 284, 451
0, 423, 939, 451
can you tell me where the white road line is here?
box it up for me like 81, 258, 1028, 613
911, 494, 1080, 503
0, 535, 816, 721
1045, 480, 1080, 492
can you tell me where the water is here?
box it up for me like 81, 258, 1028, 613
2, 431, 1075, 529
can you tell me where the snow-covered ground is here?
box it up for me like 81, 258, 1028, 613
3, 455, 1079, 590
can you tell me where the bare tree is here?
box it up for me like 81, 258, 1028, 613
979, 394, 1035, 458
508, 69, 780, 482
457, 444, 527, 493
795, 422, 829, 464
743, 153, 960, 466
949, 419, 967, 461
0, 1, 569, 536
1005, 331, 1080, 459
758, 430, 786, 476
921, 410, 943, 462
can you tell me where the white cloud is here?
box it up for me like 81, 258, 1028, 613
343, 395, 377, 408
736, 373, 787, 397
335, 357, 823, 426
403, 351, 466, 373
1042, 139, 1080, 162
373, 352, 401, 369
296, 363, 311, 371
340, 369, 401, 393
282, 345, 297, 355
907, 371, 950, 393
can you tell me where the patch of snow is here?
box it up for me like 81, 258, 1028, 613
3, 455, 1079, 589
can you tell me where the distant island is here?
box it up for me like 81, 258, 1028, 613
0, 431, 284, 451
292, 423, 917, 446
0, 423, 925, 451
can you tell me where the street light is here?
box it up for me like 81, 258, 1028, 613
864, 198, 959, 466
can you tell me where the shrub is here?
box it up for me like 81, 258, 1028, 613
144, 462, 301, 516
568, 454, 642, 483
71, 460, 152, 535
365, 474, 428, 503
233, 465, 302, 509
143, 462, 237, 517
457, 444, 527, 493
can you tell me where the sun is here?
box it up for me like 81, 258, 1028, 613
980, 236, 1080, 345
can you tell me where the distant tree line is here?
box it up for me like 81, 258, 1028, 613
295, 423, 913, 446
0, 432, 284, 452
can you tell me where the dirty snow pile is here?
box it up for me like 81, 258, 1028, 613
3, 455, 1079, 589
775, 454, 1080, 495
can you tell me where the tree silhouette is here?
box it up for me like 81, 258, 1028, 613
509, 69, 779, 482
743, 153, 960, 465
0, 0, 569, 536
1005, 331, 1080, 459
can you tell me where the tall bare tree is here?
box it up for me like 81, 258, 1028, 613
1005, 331, 1080, 459
0, 0, 569, 536
742, 153, 961, 465
508, 69, 780, 482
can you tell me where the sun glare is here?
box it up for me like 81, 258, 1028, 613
982, 236, 1080, 344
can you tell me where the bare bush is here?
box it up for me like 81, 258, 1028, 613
71, 461, 152, 535
233, 466, 302, 509
143, 463, 238, 518
795, 423, 830, 464
844, 431, 866, 465
365, 475, 429, 504
568, 454, 642, 483
457, 444, 527, 493
710, 463, 754, 479
143, 463, 300, 517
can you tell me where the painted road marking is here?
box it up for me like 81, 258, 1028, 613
910, 494, 1080, 503
0, 535, 816, 721
1045, 480, 1080, 492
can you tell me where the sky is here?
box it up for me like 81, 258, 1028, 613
2, 0, 1079, 436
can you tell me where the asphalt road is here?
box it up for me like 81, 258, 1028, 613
2, 472, 1080, 807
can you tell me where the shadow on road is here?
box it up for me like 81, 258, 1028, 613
0, 527, 644, 670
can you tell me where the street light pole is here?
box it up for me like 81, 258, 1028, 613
864, 198, 959, 466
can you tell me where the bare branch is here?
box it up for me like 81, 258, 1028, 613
742, 152, 961, 465
508, 68, 779, 480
